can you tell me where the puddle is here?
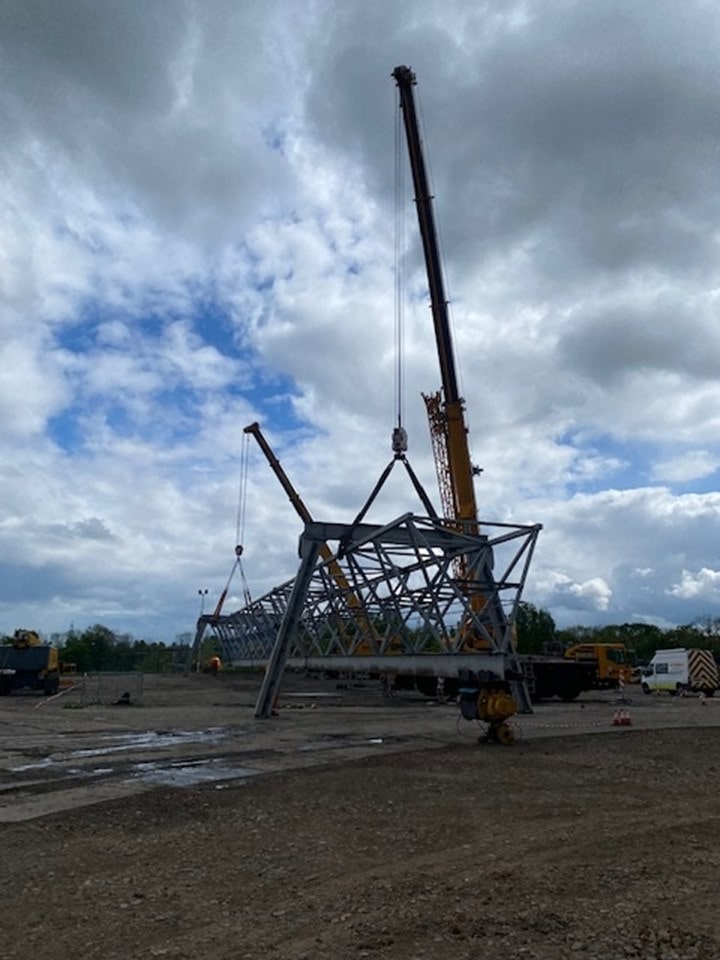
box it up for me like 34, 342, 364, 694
61, 766, 115, 778
10, 759, 119, 779
10, 728, 234, 772
67, 727, 230, 759
297, 734, 396, 752
10, 757, 54, 773
128, 758, 260, 787
283, 692, 340, 699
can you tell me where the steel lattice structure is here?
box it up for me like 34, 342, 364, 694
194, 512, 541, 716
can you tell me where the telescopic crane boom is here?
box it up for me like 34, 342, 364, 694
392, 65, 479, 534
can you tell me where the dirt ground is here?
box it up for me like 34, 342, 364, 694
2, 672, 720, 959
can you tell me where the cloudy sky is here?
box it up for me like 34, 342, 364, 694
3, 0, 720, 641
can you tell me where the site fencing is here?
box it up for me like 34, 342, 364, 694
76, 672, 144, 706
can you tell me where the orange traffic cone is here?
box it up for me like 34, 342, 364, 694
621, 708, 632, 726
612, 710, 621, 727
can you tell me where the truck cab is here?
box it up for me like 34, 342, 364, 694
563, 643, 635, 688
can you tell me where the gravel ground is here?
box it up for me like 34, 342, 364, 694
1, 675, 719, 959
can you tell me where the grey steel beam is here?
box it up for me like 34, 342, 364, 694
244, 654, 506, 676
205, 512, 540, 714
185, 619, 208, 674
254, 539, 320, 718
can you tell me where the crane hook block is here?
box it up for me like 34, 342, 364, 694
392, 427, 408, 455
235, 544, 244, 557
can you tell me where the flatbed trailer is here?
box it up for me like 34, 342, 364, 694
389, 655, 596, 702
517, 655, 597, 702
229, 653, 597, 704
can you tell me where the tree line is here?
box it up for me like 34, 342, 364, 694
4, 607, 720, 673
515, 603, 720, 662
0, 624, 194, 674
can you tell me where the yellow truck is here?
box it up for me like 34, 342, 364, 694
563, 642, 635, 689
0, 629, 60, 696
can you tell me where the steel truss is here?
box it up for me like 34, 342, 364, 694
196, 512, 541, 717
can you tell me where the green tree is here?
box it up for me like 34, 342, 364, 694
611, 622, 665, 661
665, 622, 715, 656
686, 616, 720, 659
515, 602, 556, 654
555, 622, 666, 662
61, 624, 117, 672
134, 640, 173, 672
556, 624, 597, 646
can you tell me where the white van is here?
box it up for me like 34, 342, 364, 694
641, 648, 719, 696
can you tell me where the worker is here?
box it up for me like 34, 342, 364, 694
208, 655, 221, 675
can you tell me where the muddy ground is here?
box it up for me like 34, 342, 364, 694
2, 672, 720, 959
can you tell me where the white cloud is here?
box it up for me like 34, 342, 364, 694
2, 0, 720, 639
669, 568, 720, 601
539, 571, 612, 613
651, 450, 719, 484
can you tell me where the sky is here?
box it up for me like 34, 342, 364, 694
3, 0, 720, 642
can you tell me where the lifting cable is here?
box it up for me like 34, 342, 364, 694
210, 431, 253, 621
234, 429, 252, 606
394, 89, 406, 436
346, 87, 440, 534
236, 429, 250, 550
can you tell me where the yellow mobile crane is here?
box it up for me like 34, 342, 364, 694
393, 68, 598, 719
392, 67, 479, 536
392, 65, 527, 736
392, 65, 487, 649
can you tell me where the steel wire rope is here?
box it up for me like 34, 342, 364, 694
236, 429, 250, 549
202, 431, 253, 623
206, 430, 252, 622
235, 430, 253, 605
394, 85, 406, 434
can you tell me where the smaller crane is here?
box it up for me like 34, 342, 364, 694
243, 421, 378, 655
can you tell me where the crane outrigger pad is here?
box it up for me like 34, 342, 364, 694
197, 512, 540, 717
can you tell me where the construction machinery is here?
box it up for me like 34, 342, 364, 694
212, 436, 584, 714
200, 67, 578, 732
392, 67, 481, 550
188, 421, 386, 670
564, 642, 636, 689
0, 629, 60, 696
243, 421, 379, 656
392, 64, 497, 664
392, 66, 597, 713
392, 64, 521, 735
